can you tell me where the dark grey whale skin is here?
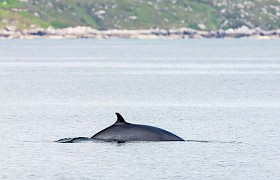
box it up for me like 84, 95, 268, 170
91, 113, 184, 142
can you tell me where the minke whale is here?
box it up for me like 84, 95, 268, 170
90, 113, 184, 142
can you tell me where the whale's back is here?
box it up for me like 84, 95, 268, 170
91, 123, 184, 141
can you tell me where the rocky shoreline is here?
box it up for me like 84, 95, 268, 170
0, 26, 279, 39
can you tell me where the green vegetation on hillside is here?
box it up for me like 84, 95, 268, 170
0, 0, 279, 30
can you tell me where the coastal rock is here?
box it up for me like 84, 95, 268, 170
0, 26, 279, 39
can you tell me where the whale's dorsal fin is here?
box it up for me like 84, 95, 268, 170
115, 113, 127, 124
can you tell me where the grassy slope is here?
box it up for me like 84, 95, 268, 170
0, 0, 48, 29
0, 0, 279, 30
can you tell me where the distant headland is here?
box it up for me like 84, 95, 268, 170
1, 1, 279, 39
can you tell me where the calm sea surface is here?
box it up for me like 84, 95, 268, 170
0, 39, 280, 179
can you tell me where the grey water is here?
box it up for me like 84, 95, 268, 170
0, 39, 280, 179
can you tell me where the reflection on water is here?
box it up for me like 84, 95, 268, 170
0, 39, 280, 180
